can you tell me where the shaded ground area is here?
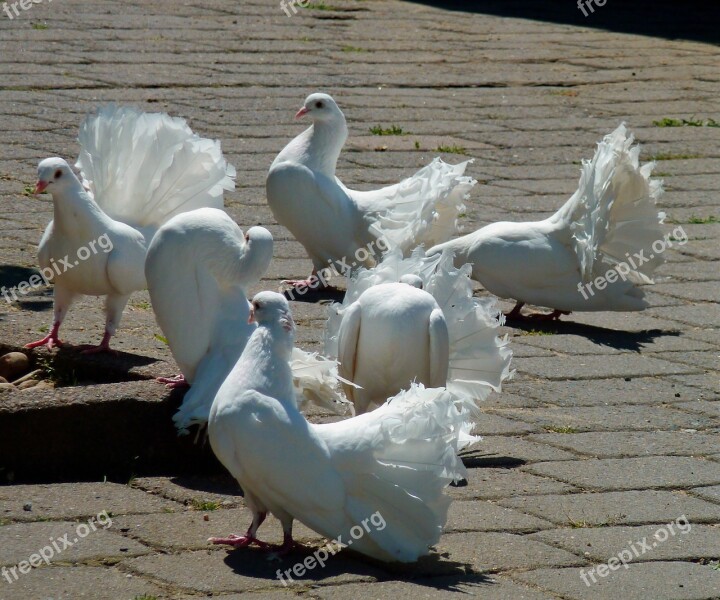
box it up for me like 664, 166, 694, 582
0, 0, 718, 598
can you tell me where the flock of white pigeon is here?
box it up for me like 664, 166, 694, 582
23, 93, 665, 562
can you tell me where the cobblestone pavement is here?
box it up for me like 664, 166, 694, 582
0, 1, 719, 599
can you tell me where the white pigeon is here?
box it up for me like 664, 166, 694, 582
266, 92, 476, 286
26, 105, 235, 352
428, 124, 666, 319
146, 208, 351, 433
326, 248, 513, 414
208, 291, 475, 561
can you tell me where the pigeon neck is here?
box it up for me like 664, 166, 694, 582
301, 119, 347, 177
236, 325, 296, 406
52, 180, 108, 236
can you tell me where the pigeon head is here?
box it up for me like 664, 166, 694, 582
239, 226, 274, 285
249, 291, 295, 333
35, 158, 77, 195
295, 93, 343, 123
399, 274, 424, 289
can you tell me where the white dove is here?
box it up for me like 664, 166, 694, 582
266, 92, 475, 287
208, 292, 475, 561
26, 105, 235, 352
326, 248, 513, 414
146, 208, 350, 433
428, 124, 666, 319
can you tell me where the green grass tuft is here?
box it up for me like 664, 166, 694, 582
436, 144, 467, 155
370, 124, 404, 136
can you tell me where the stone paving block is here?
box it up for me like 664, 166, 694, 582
0, 482, 183, 521
471, 413, 540, 436
130, 476, 243, 508
530, 524, 720, 563
466, 435, 579, 463
512, 561, 720, 600
0, 565, 162, 600
311, 575, 559, 600
445, 500, 553, 534
690, 485, 720, 504
508, 377, 696, 407
667, 374, 720, 396
112, 507, 323, 551
676, 400, 720, 418
448, 468, 577, 501
0, 520, 150, 566
523, 456, 720, 491
499, 490, 720, 527
491, 404, 714, 432
125, 548, 387, 593
528, 431, 720, 458
437, 532, 585, 571
516, 354, 699, 380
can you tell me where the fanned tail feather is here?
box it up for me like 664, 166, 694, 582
325, 248, 513, 415
291, 348, 354, 416
76, 104, 235, 228
347, 158, 475, 253
556, 123, 665, 283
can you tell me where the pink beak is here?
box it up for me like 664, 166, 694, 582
34, 180, 48, 194
294, 106, 310, 119
248, 306, 255, 324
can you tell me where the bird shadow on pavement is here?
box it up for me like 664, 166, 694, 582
221, 544, 485, 589
405, 0, 719, 44
506, 318, 680, 352
281, 287, 346, 304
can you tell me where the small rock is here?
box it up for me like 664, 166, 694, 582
32, 381, 55, 391
0, 352, 30, 381
17, 380, 39, 390
23, 502, 32, 512
0, 376, 7, 384
0, 383, 15, 392
675, 392, 681, 397
203, 514, 210, 522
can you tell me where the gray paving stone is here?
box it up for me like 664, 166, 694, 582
0, 482, 183, 521
690, 486, 720, 504
499, 490, 720, 527
513, 561, 720, 600
531, 523, 720, 563
465, 436, 579, 463
312, 576, 559, 600
524, 457, 720, 491
528, 431, 720, 458
508, 377, 698, 407
0, 520, 150, 566
445, 500, 553, 533
492, 405, 714, 432
448, 468, 577, 501
112, 507, 323, 551
516, 354, 699, 380
438, 532, 585, 571
0, 565, 162, 600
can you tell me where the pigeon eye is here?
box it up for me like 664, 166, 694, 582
315, 101, 323, 109
54, 169, 62, 179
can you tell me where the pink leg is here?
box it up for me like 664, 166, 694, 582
25, 321, 63, 350
157, 374, 190, 389
78, 330, 117, 355
282, 268, 330, 290
209, 512, 269, 549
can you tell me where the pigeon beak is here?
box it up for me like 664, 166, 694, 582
34, 180, 49, 195
294, 106, 310, 119
247, 306, 255, 324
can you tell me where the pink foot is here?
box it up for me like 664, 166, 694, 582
78, 332, 116, 355
157, 374, 189, 389
208, 533, 269, 549
282, 278, 318, 288
25, 333, 63, 350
